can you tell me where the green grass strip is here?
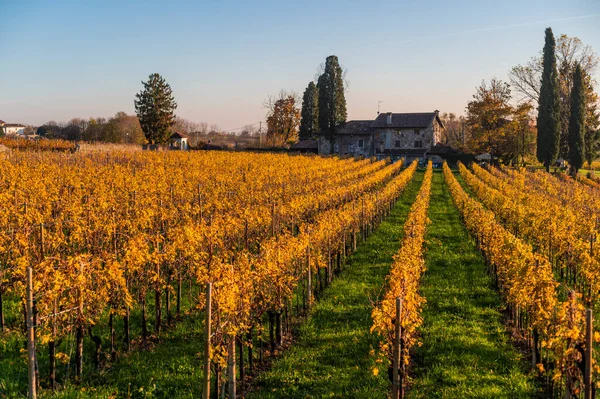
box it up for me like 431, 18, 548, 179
246, 171, 424, 399
38, 316, 205, 399
407, 170, 537, 399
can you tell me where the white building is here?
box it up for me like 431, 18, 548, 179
0, 120, 27, 136
169, 132, 190, 150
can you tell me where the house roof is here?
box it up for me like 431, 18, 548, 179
170, 131, 190, 139
3, 123, 26, 128
335, 120, 373, 135
291, 139, 318, 150
371, 112, 444, 129
328, 111, 445, 137
0, 120, 5, 125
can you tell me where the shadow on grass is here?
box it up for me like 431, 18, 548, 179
407, 170, 538, 399
1, 283, 204, 399
38, 316, 205, 399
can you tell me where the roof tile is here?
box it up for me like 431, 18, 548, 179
371, 113, 438, 128
334, 120, 373, 135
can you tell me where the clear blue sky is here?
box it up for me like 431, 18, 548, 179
1, 0, 599, 130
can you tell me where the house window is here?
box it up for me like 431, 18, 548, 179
414, 140, 423, 148
395, 140, 401, 148
414, 128, 421, 135
358, 139, 364, 148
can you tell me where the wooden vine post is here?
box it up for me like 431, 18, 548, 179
306, 230, 312, 313
375, 191, 379, 224
0, 277, 4, 332
75, 260, 84, 381
238, 336, 245, 383
361, 198, 365, 241
392, 298, 403, 399
202, 282, 212, 399
26, 266, 37, 399
227, 336, 236, 398
585, 308, 593, 399
50, 299, 57, 390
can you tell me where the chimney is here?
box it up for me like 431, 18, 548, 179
386, 112, 392, 125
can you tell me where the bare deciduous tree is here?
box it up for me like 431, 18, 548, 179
439, 112, 467, 150
509, 34, 598, 104
209, 124, 221, 135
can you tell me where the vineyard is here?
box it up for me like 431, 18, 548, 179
0, 139, 76, 152
1, 150, 599, 398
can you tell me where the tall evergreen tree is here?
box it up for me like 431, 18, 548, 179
568, 64, 586, 176
585, 73, 600, 167
317, 55, 347, 153
134, 73, 177, 145
299, 82, 319, 140
536, 28, 561, 172
585, 124, 600, 168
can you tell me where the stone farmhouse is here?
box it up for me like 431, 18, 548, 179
318, 111, 451, 163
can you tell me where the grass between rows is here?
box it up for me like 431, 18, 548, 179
36, 314, 206, 399
407, 169, 538, 398
245, 170, 425, 399
1, 285, 204, 399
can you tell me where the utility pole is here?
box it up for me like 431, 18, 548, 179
259, 121, 262, 148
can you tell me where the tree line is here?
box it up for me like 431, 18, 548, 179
28, 56, 350, 150
35, 112, 146, 144
122, 57, 349, 149
443, 29, 599, 173
26, 73, 217, 147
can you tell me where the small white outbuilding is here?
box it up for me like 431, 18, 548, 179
169, 132, 190, 150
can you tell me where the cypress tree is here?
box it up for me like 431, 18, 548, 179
317, 55, 347, 153
134, 73, 177, 145
536, 28, 561, 172
568, 64, 586, 176
584, 73, 600, 167
585, 129, 600, 168
299, 82, 319, 140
